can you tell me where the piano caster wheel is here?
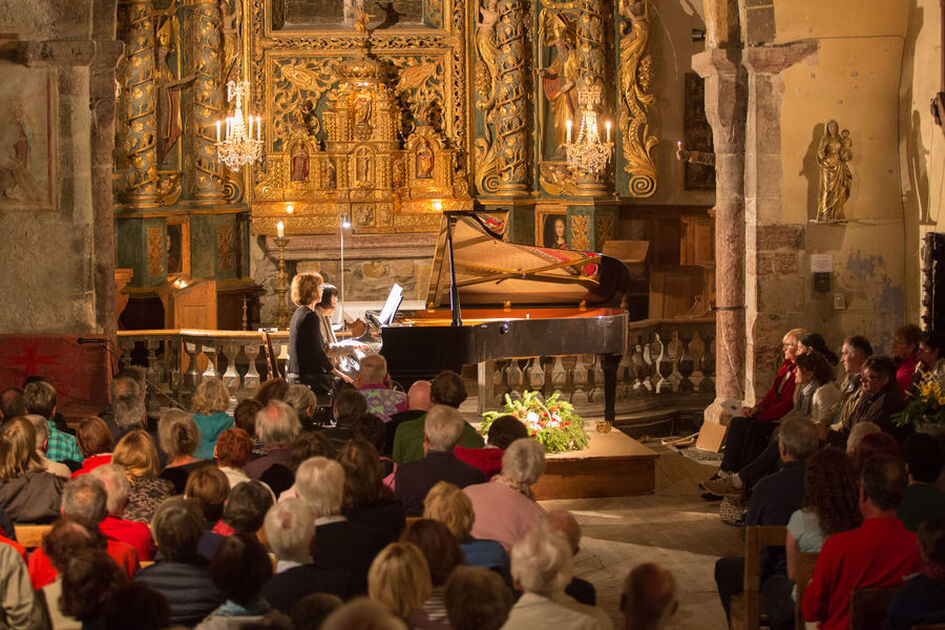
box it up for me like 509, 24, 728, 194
595, 420, 612, 434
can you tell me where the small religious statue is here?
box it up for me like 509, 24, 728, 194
815, 120, 853, 222
416, 139, 434, 179
290, 142, 309, 181
354, 93, 372, 127
537, 16, 579, 156
301, 100, 319, 136
325, 157, 336, 189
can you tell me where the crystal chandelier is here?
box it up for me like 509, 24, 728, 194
564, 84, 613, 176
214, 80, 263, 171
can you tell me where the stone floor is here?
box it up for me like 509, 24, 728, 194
540, 443, 743, 630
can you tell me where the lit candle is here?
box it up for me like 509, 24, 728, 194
677, 140, 682, 150
566, 119, 572, 144
216, 120, 221, 142
276, 221, 284, 238
605, 120, 611, 143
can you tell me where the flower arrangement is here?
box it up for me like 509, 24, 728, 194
893, 370, 945, 428
480, 391, 590, 454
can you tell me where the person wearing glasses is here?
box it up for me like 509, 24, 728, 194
846, 355, 909, 444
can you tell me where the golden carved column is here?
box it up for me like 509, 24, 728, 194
617, 0, 657, 197
185, 0, 225, 203
493, 0, 530, 195
122, 0, 159, 207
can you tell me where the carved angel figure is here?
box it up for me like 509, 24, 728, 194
816, 120, 852, 222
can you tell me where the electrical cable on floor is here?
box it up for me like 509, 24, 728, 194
658, 432, 699, 446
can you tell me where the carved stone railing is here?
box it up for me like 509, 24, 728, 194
116, 329, 289, 404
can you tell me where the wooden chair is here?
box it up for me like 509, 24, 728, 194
794, 552, 819, 630
14, 524, 51, 550
849, 586, 900, 630
729, 525, 787, 630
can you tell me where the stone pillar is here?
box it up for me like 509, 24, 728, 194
493, 0, 530, 195
692, 49, 747, 422
185, 0, 225, 204
741, 42, 818, 398
122, 0, 159, 207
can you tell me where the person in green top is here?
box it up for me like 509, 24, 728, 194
897, 432, 945, 532
392, 371, 483, 464
191, 378, 235, 460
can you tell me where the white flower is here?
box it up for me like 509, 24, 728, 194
526, 411, 540, 425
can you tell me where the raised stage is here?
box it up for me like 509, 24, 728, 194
532, 427, 659, 500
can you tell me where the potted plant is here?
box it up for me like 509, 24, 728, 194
893, 370, 945, 435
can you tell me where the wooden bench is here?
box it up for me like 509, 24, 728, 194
729, 525, 787, 630
14, 525, 52, 550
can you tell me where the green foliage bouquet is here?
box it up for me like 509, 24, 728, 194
893, 370, 945, 428
480, 390, 590, 454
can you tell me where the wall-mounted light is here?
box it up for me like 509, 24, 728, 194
286, 203, 294, 214
433, 200, 443, 211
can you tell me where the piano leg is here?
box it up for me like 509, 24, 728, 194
601, 353, 621, 423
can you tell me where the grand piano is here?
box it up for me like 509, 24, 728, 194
378, 211, 632, 422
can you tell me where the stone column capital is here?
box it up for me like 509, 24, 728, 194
691, 47, 741, 79
16, 40, 96, 67
743, 41, 818, 75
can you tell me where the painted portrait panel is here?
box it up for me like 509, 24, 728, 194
0, 63, 56, 211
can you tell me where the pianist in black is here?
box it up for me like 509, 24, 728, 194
288, 272, 335, 394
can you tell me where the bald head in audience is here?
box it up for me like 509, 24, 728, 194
621, 563, 678, 630
546, 509, 581, 555
407, 380, 432, 411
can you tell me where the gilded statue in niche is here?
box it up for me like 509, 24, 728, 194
290, 142, 310, 181
416, 138, 434, 179
816, 120, 852, 223
154, 13, 195, 166
325, 158, 337, 189
354, 92, 372, 126
538, 14, 579, 157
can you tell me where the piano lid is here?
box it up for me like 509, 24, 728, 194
426, 211, 631, 308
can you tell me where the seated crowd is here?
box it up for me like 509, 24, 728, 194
0, 361, 676, 630
706, 325, 945, 630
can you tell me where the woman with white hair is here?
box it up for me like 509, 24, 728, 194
504, 524, 610, 629
261, 498, 357, 615
463, 438, 547, 551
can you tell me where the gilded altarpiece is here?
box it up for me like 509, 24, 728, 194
248, 0, 472, 236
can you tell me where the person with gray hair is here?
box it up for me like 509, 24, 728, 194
244, 400, 301, 480
111, 394, 147, 441
90, 464, 155, 561
355, 354, 408, 424
262, 498, 357, 615
285, 384, 318, 429
295, 455, 389, 594
547, 509, 597, 606
22, 413, 71, 478
464, 438, 547, 551
394, 405, 485, 516
503, 523, 608, 629
61, 475, 108, 525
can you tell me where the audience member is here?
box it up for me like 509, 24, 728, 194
29, 476, 138, 589
35, 518, 100, 628
158, 408, 211, 494
455, 414, 529, 480
290, 593, 344, 630
23, 380, 83, 464
846, 421, 881, 457
385, 380, 433, 456
893, 324, 923, 395
547, 508, 597, 606
234, 397, 266, 458
349, 414, 391, 470
191, 377, 234, 460
916, 330, 945, 381
423, 481, 509, 577
297, 456, 387, 593
215, 427, 255, 488
102, 583, 171, 630
321, 598, 408, 630
762, 447, 862, 630
339, 438, 405, 544
90, 463, 156, 561
267, 429, 337, 498
885, 516, 945, 630
0, 388, 26, 422
714, 417, 819, 623
218, 480, 273, 535
392, 371, 483, 465
897, 433, 945, 531
112, 429, 174, 523
848, 355, 909, 441
110, 392, 148, 445
621, 563, 678, 630
196, 532, 291, 629
254, 378, 290, 407
835, 336, 874, 439
72, 416, 114, 477
244, 401, 300, 480
186, 465, 231, 559
706, 328, 805, 487
22, 413, 71, 477
395, 405, 485, 516
802, 453, 922, 630
356, 355, 408, 423
853, 431, 901, 471
368, 542, 432, 625
322, 388, 368, 449
0, 530, 44, 629
401, 519, 465, 626
503, 523, 606, 629
797, 333, 839, 366
59, 549, 128, 630
464, 437, 546, 550
285, 384, 319, 430
0, 416, 63, 523
444, 565, 512, 630
262, 499, 357, 615
133, 497, 225, 626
